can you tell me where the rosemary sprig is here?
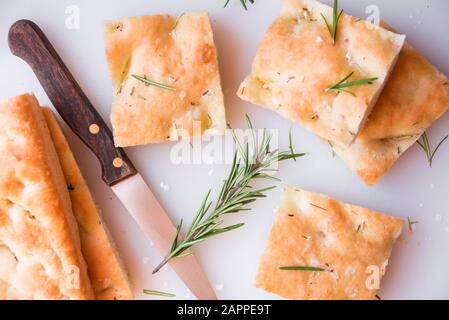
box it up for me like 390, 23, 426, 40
143, 289, 176, 298
279, 266, 326, 272
417, 132, 449, 167
326, 72, 378, 97
152, 115, 305, 274
321, 0, 343, 45
224, 0, 255, 10
132, 74, 176, 91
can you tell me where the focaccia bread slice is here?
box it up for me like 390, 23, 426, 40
0, 94, 94, 300
330, 42, 449, 185
237, 0, 405, 145
43, 108, 133, 300
256, 186, 403, 300
104, 12, 226, 146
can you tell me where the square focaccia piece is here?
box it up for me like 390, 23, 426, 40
256, 186, 403, 300
331, 41, 449, 185
104, 12, 226, 147
237, 0, 405, 146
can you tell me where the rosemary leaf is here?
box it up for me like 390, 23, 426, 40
152, 115, 306, 274
143, 289, 176, 298
173, 13, 185, 29
170, 219, 183, 253
407, 216, 418, 232
380, 134, 418, 144
225, 0, 255, 10
132, 74, 176, 91
417, 132, 449, 167
335, 77, 378, 89
289, 128, 297, 162
326, 72, 378, 96
327, 140, 336, 157
320, 0, 343, 45
310, 203, 327, 211
279, 266, 325, 272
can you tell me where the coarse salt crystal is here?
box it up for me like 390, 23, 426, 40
179, 91, 186, 100
160, 182, 170, 192
292, 24, 303, 37
345, 266, 356, 276
215, 284, 224, 291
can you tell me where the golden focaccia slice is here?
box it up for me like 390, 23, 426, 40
0, 94, 94, 300
104, 12, 226, 147
256, 186, 403, 300
237, 0, 405, 146
331, 41, 449, 185
43, 109, 133, 300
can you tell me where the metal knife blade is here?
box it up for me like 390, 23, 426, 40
111, 174, 217, 300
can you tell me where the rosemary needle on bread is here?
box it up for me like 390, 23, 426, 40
321, 0, 343, 45
326, 72, 378, 97
279, 266, 325, 272
132, 74, 176, 91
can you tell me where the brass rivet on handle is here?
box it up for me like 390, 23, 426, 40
89, 124, 100, 134
113, 157, 123, 168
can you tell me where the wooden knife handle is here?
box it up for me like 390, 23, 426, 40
8, 19, 137, 186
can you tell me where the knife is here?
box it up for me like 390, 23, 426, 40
8, 19, 217, 300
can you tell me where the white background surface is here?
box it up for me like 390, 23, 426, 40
1, 0, 449, 300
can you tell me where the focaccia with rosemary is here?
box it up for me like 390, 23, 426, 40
256, 186, 403, 300
330, 41, 449, 185
237, 0, 405, 146
104, 12, 226, 146
43, 108, 133, 300
0, 94, 94, 300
